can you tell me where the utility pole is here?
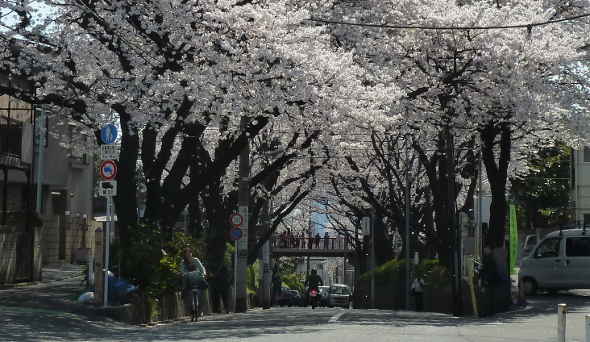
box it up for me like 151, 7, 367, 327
447, 128, 461, 316
35, 107, 45, 214
370, 210, 375, 309
404, 137, 411, 310
261, 199, 271, 309
236, 117, 249, 313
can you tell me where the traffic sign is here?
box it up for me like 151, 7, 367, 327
100, 145, 119, 160
99, 160, 118, 180
100, 124, 118, 145
99, 180, 117, 197
229, 213, 244, 228
229, 227, 243, 241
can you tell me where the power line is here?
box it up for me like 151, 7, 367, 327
306, 12, 590, 31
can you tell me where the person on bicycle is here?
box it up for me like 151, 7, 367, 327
181, 247, 207, 321
305, 269, 323, 306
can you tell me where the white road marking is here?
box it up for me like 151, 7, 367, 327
329, 309, 346, 323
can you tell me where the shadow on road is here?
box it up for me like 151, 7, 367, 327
0, 306, 333, 341
337, 290, 590, 328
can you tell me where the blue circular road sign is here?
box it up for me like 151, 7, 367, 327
229, 227, 243, 241
100, 124, 118, 145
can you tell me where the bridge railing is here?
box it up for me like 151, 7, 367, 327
271, 236, 356, 251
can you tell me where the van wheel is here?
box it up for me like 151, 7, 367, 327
523, 278, 537, 296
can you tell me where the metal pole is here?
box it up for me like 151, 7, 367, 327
234, 240, 237, 312
262, 194, 271, 309
405, 139, 411, 310
2, 167, 7, 226
35, 107, 45, 214
236, 116, 249, 313
557, 303, 567, 342
262, 239, 271, 309
370, 211, 375, 309
103, 195, 112, 308
585, 314, 590, 342
476, 144, 483, 260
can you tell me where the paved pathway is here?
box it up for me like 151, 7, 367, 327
3, 267, 590, 342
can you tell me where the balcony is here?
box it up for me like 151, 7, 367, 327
0, 125, 28, 170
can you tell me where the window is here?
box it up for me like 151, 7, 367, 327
535, 237, 561, 258
566, 237, 590, 257
584, 147, 590, 162
329, 286, 351, 295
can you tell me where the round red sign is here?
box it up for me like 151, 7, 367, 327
229, 213, 243, 228
99, 160, 118, 180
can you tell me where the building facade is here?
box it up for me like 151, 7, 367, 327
1, 72, 96, 283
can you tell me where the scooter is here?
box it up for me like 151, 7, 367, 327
309, 288, 319, 309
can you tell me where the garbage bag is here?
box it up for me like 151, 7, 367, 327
78, 291, 95, 304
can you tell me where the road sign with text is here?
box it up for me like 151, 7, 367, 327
99, 180, 117, 197
100, 145, 119, 160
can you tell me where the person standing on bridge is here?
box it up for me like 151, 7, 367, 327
314, 233, 321, 249
323, 232, 330, 249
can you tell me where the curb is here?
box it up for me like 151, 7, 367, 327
495, 304, 533, 317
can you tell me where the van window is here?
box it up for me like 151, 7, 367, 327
535, 237, 561, 258
329, 286, 351, 295
566, 237, 590, 257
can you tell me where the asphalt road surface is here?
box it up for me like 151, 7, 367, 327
3, 290, 590, 341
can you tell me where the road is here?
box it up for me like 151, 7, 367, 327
3, 291, 590, 341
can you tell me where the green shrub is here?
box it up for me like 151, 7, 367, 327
112, 224, 204, 298
282, 273, 305, 293
360, 259, 449, 288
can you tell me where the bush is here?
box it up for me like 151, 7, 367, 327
282, 273, 305, 293
360, 259, 449, 288
112, 224, 204, 298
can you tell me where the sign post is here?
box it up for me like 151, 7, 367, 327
236, 117, 249, 313
229, 214, 244, 313
98, 124, 119, 308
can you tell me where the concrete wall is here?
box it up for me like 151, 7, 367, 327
0, 224, 43, 284
0, 226, 17, 284
41, 215, 98, 266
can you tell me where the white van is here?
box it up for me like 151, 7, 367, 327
519, 229, 590, 295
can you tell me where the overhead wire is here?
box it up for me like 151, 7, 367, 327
306, 12, 590, 31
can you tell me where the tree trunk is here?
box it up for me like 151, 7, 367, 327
481, 122, 511, 248
113, 111, 139, 276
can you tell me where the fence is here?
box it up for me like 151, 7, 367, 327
271, 236, 355, 250
42, 214, 98, 265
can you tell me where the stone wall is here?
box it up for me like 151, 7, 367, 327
41, 215, 98, 266
0, 226, 17, 284
0, 224, 43, 284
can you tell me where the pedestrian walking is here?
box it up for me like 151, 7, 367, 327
323, 232, 330, 249
411, 275, 425, 311
181, 247, 207, 321
314, 233, 321, 248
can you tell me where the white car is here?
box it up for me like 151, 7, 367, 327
327, 284, 352, 308
520, 228, 590, 295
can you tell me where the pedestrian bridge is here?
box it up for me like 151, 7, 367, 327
271, 236, 357, 258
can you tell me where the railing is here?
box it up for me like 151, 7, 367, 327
0, 125, 23, 158
271, 236, 355, 251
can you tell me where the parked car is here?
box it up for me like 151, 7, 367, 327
327, 284, 352, 308
278, 288, 304, 306
521, 234, 538, 258
520, 229, 590, 295
318, 286, 330, 307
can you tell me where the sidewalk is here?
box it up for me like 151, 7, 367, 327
0, 263, 254, 325
0, 263, 107, 320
